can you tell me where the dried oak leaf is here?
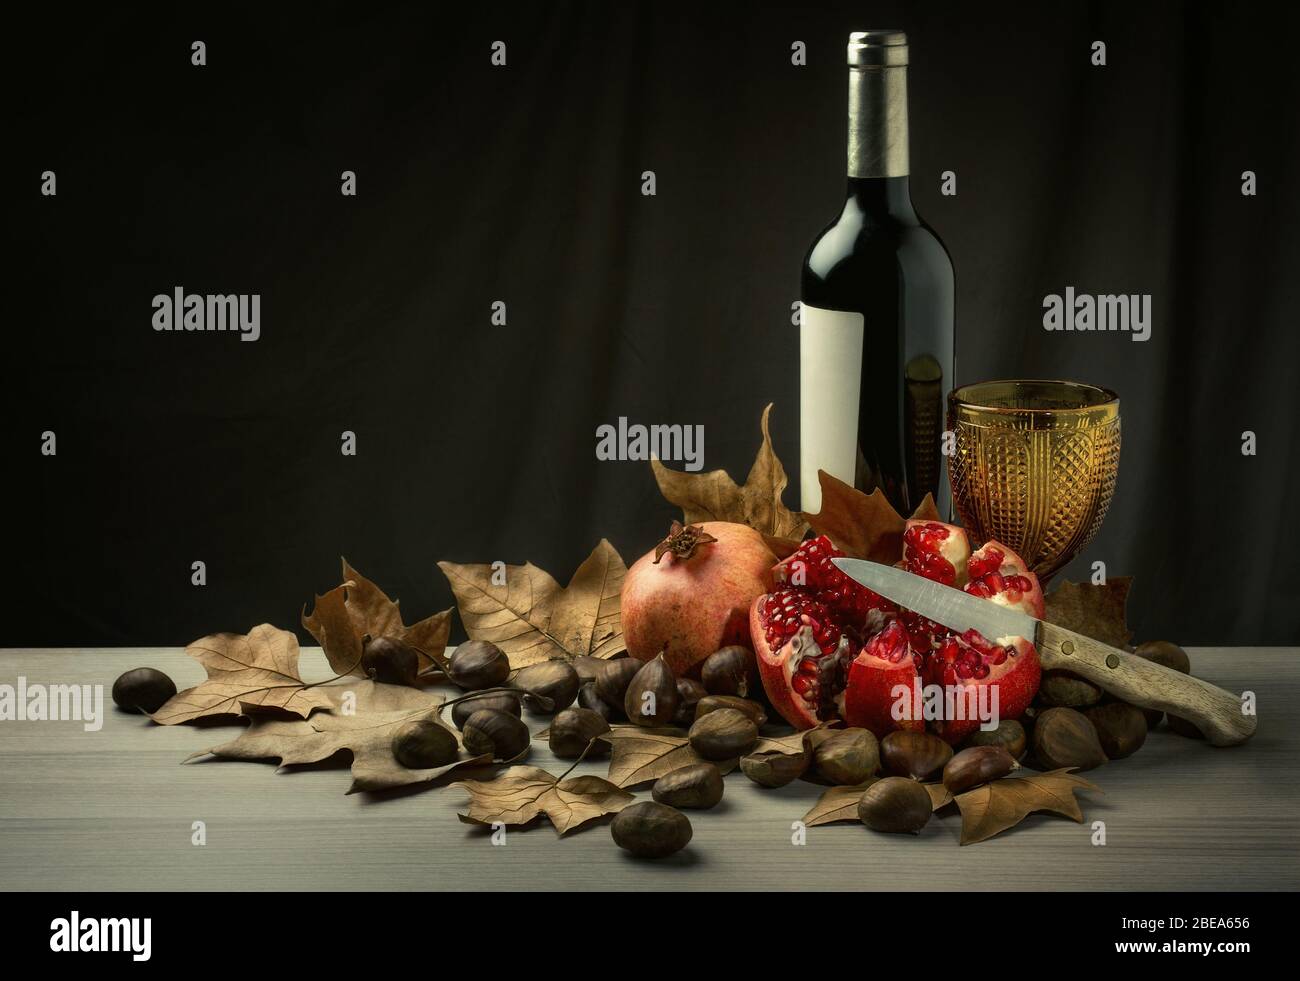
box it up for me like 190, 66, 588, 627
802, 469, 939, 563
151, 624, 336, 725
1043, 577, 1134, 648
454, 766, 634, 835
954, 768, 1102, 845
802, 781, 879, 827
438, 539, 626, 668
651, 402, 808, 540
188, 680, 491, 794
601, 727, 738, 789
303, 557, 453, 676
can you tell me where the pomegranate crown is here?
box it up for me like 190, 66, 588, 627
653, 520, 718, 563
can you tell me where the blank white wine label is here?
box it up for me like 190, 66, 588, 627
800, 303, 863, 513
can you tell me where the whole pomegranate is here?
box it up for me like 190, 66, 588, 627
751, 523, 1042, 744
622, 520, 776, 677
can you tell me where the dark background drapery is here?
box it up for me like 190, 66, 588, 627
8, 1, 1299, 647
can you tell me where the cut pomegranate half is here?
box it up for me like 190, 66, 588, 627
751, 589, 855, 729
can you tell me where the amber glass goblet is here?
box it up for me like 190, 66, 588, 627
947, 380, 1121, 583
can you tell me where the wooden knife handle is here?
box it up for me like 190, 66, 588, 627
1037, 623, 1256, 747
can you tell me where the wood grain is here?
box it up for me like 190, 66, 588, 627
1038, 624, 1257, 746
1, 646, 1296, 891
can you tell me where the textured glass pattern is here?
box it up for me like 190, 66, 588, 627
948, 381, 1121, 582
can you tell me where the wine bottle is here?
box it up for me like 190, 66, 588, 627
800, 30, 955, 518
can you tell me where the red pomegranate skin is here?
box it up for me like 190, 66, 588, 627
621, 521, 777, 677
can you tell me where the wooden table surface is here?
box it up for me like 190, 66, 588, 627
2, 646, 1296, 891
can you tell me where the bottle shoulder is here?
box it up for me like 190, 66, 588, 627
802, 204, 952, 290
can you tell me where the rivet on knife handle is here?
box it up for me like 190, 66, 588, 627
1036, 623, 1256, 747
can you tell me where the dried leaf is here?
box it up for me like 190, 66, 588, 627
601, 727, 738, 788
910, 493, 941, 523
802, 781, 878, 827
751, 729, 815, 756
454, 766, 634, 835
189, 680, 491, 793
152, 624, 336, 725
438, 539, 626, 668
954, 769, 1102, 845
926, 783, 955, 811
1043, 578, 1134, 648
802, 471, 938, 563
651, 403, 808, 540
800, 774, 967, 829
739, 727, 823, 786
302, 558, 453, 676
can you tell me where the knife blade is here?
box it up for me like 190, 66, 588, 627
831, 558, 1039, 642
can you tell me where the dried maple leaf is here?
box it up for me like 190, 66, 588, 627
152, 624, 336, 725
910, 494, 941, 523
454, 766, 634, 835
954, 769, 1102, 845
651, 403, 808, 540
302, 558, 453, 676
188, 680, 492, 793
1043, 577, 1134, 648
802, 782, 878, 827
438, 539, 626, 668
601, 727, 738, 788
802, 470, 939, 563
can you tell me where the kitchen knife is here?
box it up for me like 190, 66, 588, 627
832, 558, 1256, 747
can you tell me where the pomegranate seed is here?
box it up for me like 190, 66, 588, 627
863, 618, 912, 664
778, 535, 895, 626
967, 546, 1004, 580
761, 588, 847, 659
908, 551, 957, 586
903, 524, 961, 586
965, 566, 1037, 607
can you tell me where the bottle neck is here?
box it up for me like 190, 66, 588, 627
844, 176, 915, 218
847, 63, 909, 179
